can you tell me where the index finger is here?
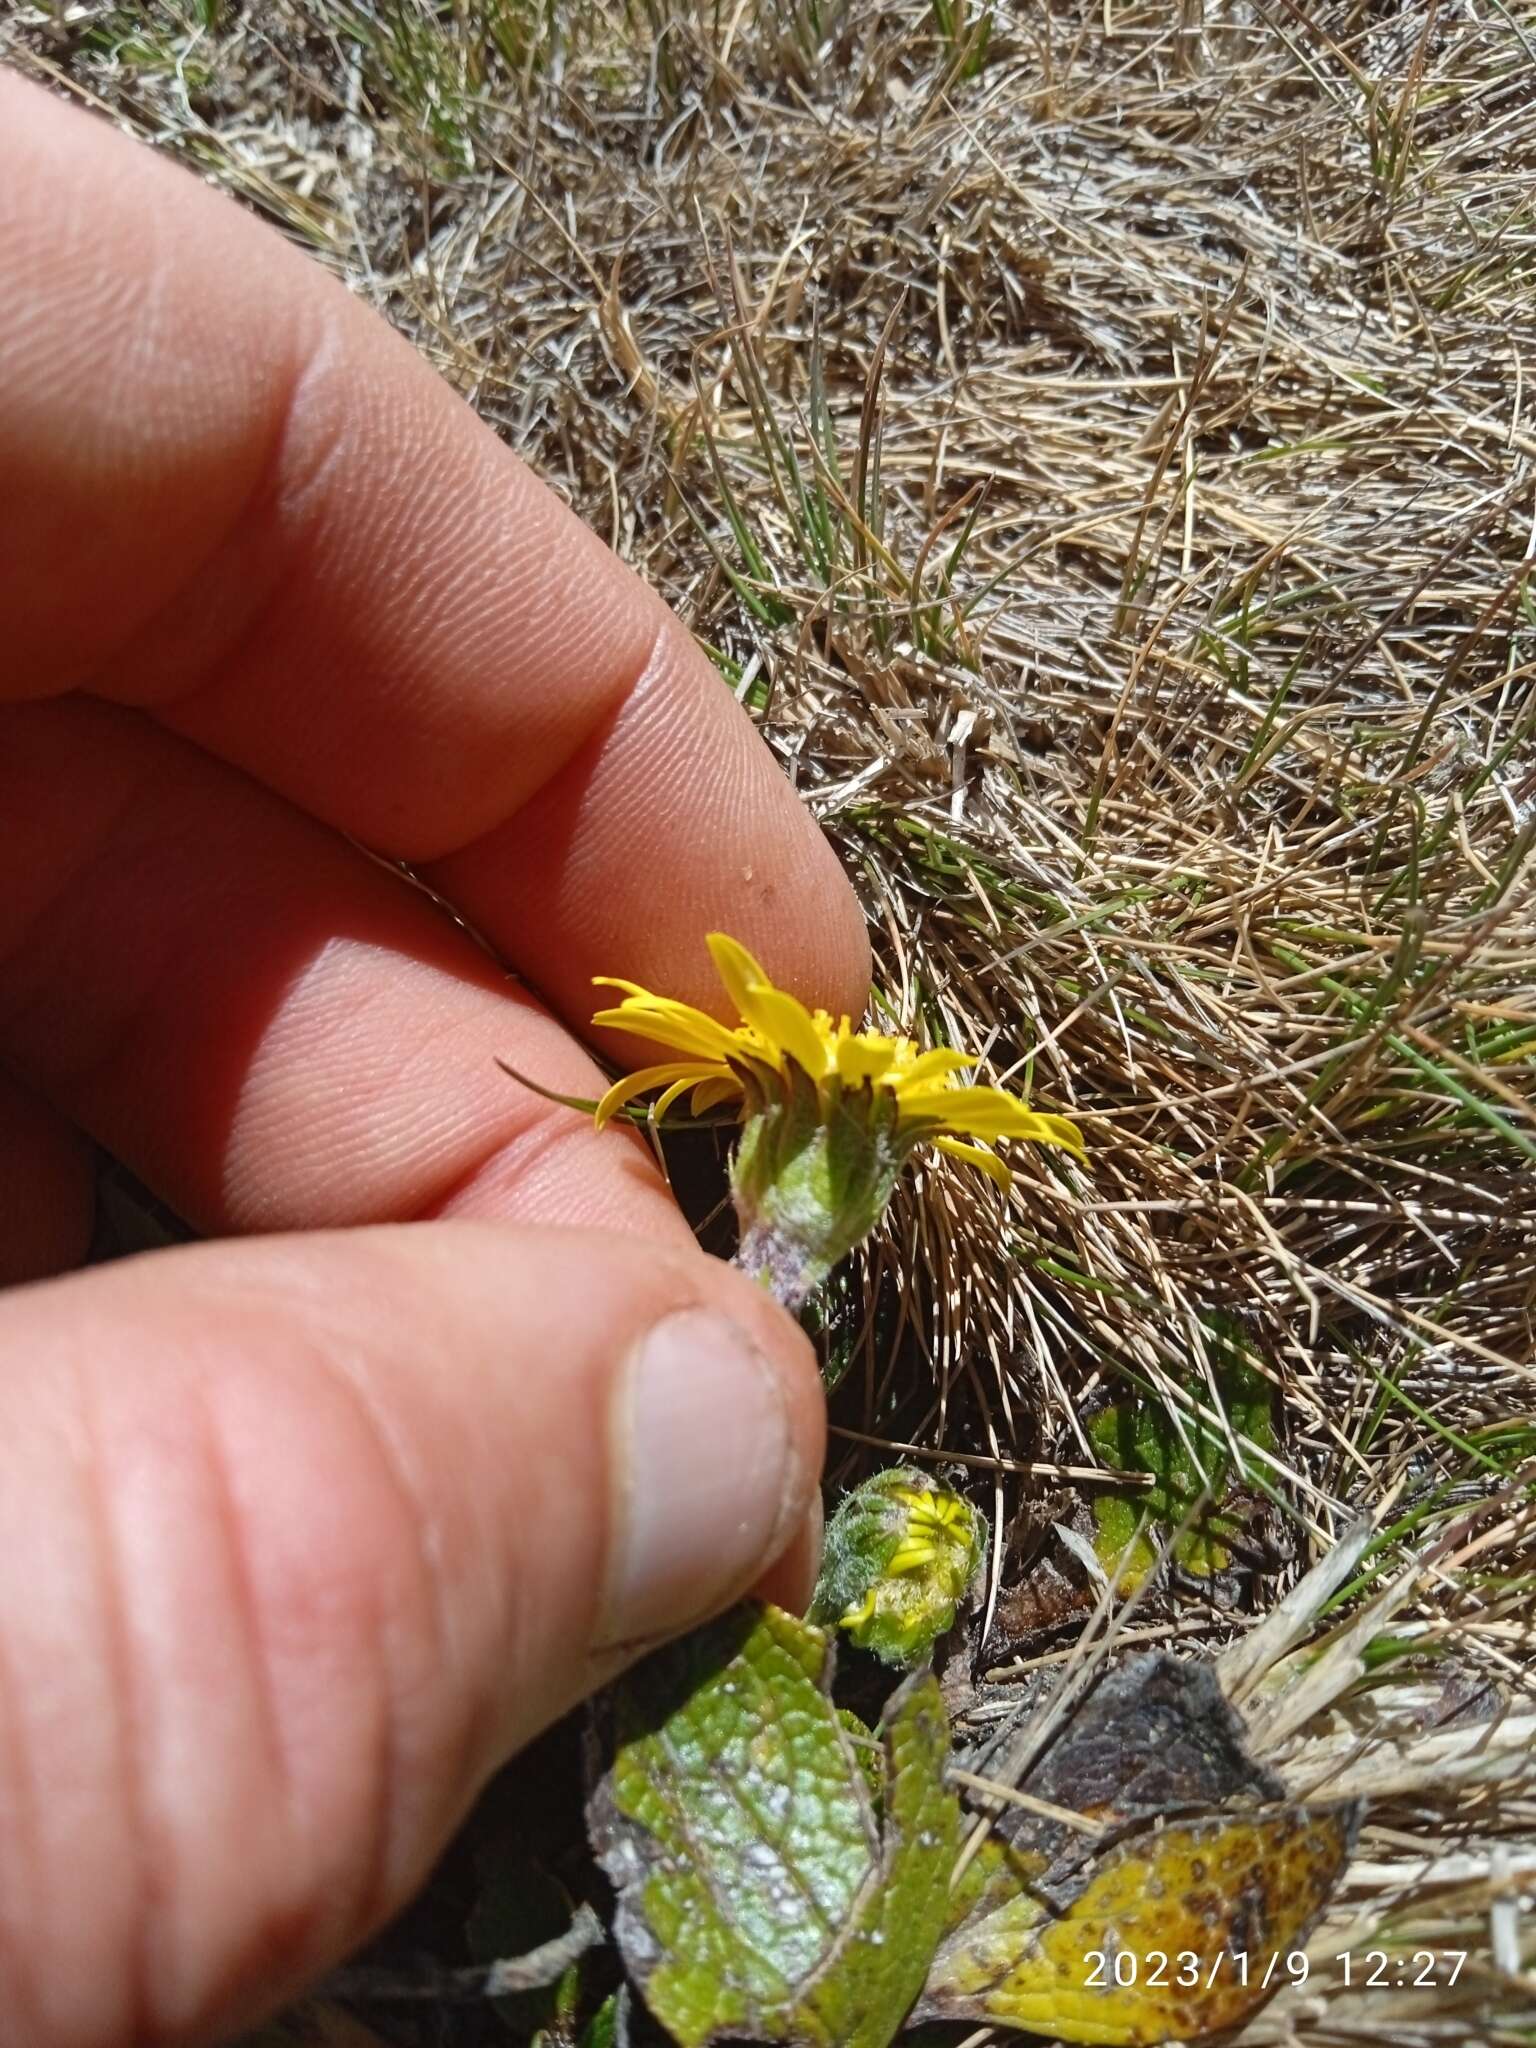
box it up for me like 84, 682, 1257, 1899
0, 70, 868, 1032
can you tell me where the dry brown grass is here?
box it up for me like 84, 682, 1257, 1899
7, 0, 1535, 2035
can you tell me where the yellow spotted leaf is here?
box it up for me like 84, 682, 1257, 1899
916, 1803, 1357, 2045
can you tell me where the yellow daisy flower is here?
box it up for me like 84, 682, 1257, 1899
592, 933, 1084, 1183
591, 934, 1084, 1309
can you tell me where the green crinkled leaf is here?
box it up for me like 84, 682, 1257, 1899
588, 1602, 958, 2048
1090, 1339, 1276, 1587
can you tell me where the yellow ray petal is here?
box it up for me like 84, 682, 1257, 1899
594, 1062, 722, 1129
736, 984, 829, 1080
898, 1047, 976, 1087
592, 999, 744, 1063
690, 1074, 744, 1115
705, 932, 775, 1018
705, 934, 829, 1079
905, 1086, 1086, 1156
834, 1032, 899, 1085
1032, 1112, 1090, 1159
933, 1135, 1014, 1189
653, 1072, 714, 1119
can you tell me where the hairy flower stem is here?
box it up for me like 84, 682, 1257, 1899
726, 1086, 905, 1313
732, 1223, 824, 1312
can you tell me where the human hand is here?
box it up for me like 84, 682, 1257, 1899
0, 69, 868, 2048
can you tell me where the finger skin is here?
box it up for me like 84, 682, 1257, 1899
0, 1225, 825, 2048
0, 70, 869, 1042
0, 696, 689, 1239
0, 74, 853, 2048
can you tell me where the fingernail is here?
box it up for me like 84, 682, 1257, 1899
599, 1307, 799, 1649
755, 1491, 824, 1616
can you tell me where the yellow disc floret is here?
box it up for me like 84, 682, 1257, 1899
810, 1469, 988, 1668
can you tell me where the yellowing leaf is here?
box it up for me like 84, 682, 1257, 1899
916, 1652, 1358, 2045
917, 1805, 1356, 2044
587, 1602, 959, 2048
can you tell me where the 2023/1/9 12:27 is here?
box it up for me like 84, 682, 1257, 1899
1082, 1948, 1469, 1991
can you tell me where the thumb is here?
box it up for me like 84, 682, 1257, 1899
0, 1223, 824, 2048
